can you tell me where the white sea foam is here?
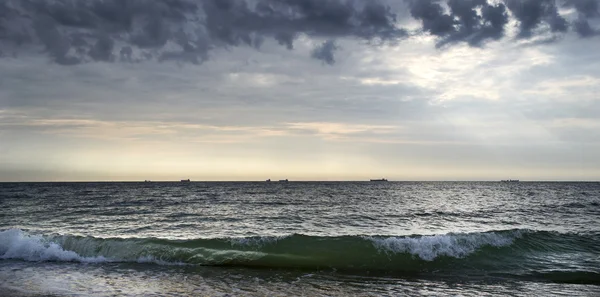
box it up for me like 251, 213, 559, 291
0, 229, 108, 263
1, 228, 526, 265
369, 231, 523, 261
0, 229, 207, 266
228, 235, 290, 247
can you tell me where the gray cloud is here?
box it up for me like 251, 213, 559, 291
2, 13, 600, 181
563, 0, 600, 37
0, 36, 435, 128
311, 40, 339, 65
573, 16, 600, 37
1, 0, 600, 66
505, 0, 568, 39
31, 15, 78, 65
274, 32, 297, 50
0, 0, 405, 65
564, 0, 600, 18
408, 0, 509, 47
409, 0, 454, 36
88, 34, 115, 62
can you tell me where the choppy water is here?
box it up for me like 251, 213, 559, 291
1, 182, 600, 296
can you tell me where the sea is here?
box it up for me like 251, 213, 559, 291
1, 181, 599, 296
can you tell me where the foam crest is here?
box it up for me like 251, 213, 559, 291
228, 235, 289, 248
3, 228, 592, 274
0, 229, 107, 263
369, 231, 522, 261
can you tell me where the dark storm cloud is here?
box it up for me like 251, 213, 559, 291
563, 0, 600, 18
505, 0, 568, 39
0, 0, 404, 65
32, 15, 81, 65
406, 0, 600, 46
409, 0, 455, 36
408, 0, 509, 47
1, 0, 600, 65
311, 40, 339, 65
274, 32, 297, 50
88, 34, 115, 62
573, 16, 600, 36
563, 0, 600, 37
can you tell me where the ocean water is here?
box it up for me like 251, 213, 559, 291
1, 181, 599, 296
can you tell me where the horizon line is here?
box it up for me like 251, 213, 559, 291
1, 180, 599, 183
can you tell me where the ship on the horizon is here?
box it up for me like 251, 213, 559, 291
180, 179, 191, 183
279, 179, 289, 182
370, 178, 388, 182
501, 179, 520, 182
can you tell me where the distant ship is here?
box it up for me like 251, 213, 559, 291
180, 179, 191, 183
144, 180, 152, 183
279, 179, 289, 182
266, 179, 271, 182
370, 178, 388, 182
501, 179, 519, 182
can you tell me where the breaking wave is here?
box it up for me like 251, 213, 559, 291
1, 228, 599, 284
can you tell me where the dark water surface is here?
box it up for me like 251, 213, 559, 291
1, 182, 599, 296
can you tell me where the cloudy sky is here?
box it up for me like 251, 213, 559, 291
1, 0, 599, 181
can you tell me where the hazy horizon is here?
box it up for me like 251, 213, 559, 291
2, 0, 600, 181
1, 177, 598, 182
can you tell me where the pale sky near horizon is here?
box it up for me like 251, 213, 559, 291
1, 0, 600, 181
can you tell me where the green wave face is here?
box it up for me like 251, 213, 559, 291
1, 229, 599, 284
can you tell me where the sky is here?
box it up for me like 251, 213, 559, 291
1, 0, 600, 181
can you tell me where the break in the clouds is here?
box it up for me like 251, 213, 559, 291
1, 0, 600, 65
1, 0, 600, 181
